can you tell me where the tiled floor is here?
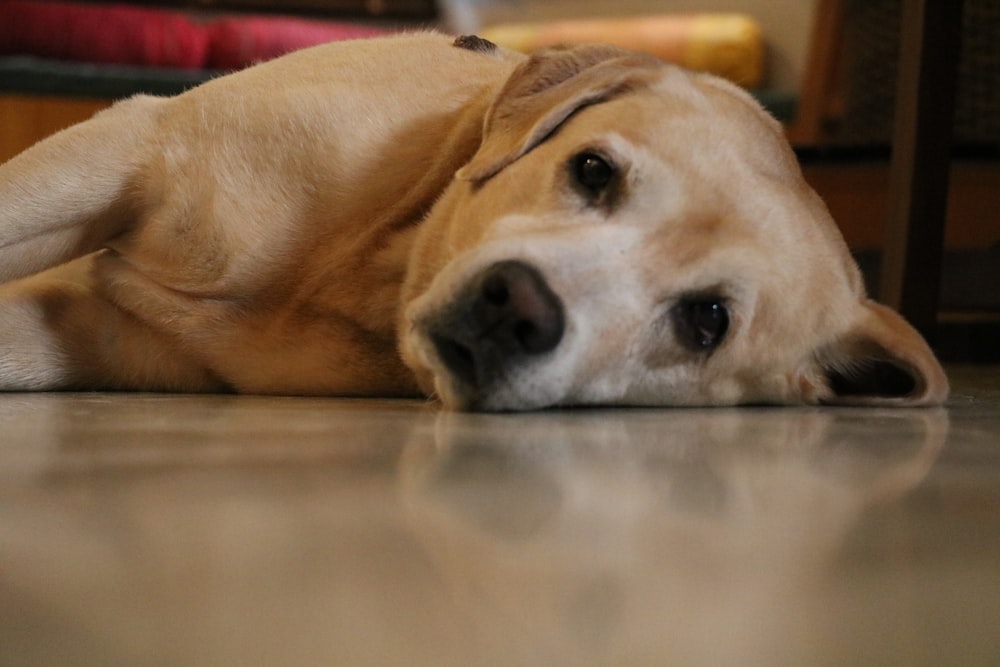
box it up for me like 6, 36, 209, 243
2, 366, 999, 666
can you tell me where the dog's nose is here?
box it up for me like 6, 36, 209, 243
430, 261, 565, 390
477, 261, 565, 355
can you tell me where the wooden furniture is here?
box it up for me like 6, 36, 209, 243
793, 0, 984, 341
880, 0, 964, 339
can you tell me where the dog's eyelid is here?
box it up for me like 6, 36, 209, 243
658, 286, 731, 307
578, 145, 615, 162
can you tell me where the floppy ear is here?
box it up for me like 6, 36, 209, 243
0, 94, 157, 283
814, 300, 949, 406
455, 44, 661, 183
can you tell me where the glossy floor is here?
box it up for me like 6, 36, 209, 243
2, 367, 999, 666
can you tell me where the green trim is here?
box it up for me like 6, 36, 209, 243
753, 89, 796, 124
0, 57, 216, 100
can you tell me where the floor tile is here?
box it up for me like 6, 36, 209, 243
2, 366, 999, 665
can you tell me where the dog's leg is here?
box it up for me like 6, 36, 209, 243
0, 95, 159, 283
0, 256, 227, 391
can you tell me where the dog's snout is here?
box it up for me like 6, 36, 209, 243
430, 261, 565, 391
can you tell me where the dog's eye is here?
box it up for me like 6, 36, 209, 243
571, 152, 616, 195
672, 299, 730, 352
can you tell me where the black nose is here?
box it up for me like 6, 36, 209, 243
430, 261, 565, 389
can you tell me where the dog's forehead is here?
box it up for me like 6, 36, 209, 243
651, 66, 782, 132
628, 72, 793, 175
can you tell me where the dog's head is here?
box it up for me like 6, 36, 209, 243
400, 44, 948, 411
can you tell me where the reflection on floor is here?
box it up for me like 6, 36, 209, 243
2, 366, 999, 666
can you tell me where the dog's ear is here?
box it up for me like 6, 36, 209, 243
0, 95, 157, 282
456, 44, 660, 183
811, 300, 949, 406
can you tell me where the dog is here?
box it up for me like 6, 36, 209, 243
0, 32, 948, 410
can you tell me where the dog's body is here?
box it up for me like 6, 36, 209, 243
0, 32, 947, 410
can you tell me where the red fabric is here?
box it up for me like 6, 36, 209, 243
0, 0, 210, 69
208, 17, 387, 69
0, 0, 391, 70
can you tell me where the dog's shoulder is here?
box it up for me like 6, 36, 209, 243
185, 31, 522, 105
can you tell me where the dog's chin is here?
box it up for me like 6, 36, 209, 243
419, 343, 572, 411
431, 368, 555, 413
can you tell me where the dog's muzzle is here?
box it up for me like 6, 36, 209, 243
427, 260, 565, 397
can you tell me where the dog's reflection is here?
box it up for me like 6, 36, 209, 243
400, 408, 947, 664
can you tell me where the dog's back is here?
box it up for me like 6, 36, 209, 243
0, 34, 522, 394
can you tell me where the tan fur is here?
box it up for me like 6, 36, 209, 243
0, 33, 947, 410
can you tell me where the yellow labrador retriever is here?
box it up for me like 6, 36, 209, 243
0, 32, 947, 410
